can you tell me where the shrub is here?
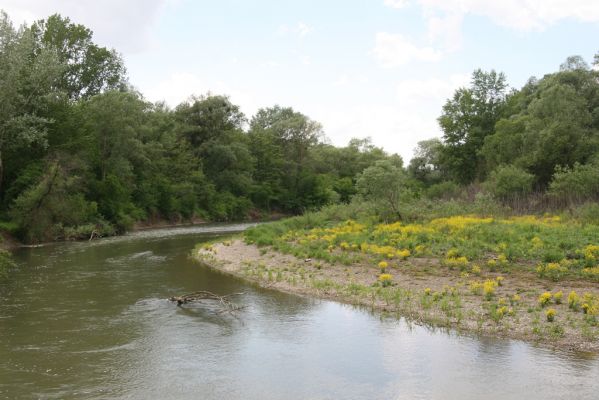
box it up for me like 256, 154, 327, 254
483, 165, 534, 201
568, 203, 599, 225
425, 181, 462, 200
549, 162, 599, 203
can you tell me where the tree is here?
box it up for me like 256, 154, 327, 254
176, 95, 246, 148
0, 12, 63, 194
356, 160, 406, 220
30, 14, 126, 100
438, 69, 508, 183
249, 105, 323, 211
176, 95, 254, 212
407, 138, 444, 185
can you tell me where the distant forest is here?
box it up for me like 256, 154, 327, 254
0, 12, 598, 243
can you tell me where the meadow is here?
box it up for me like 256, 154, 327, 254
226, 202, 599, 349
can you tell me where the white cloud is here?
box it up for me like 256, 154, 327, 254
426, 12, 463, 53
418, 0, 599, 31
297, 21, 313, 37
314, 73, 469, 161
380, 0, 599, 67
0, 0, 172, 53
396, 73, 470, 107
383, 0, 410, 9
277, 21, 314, 38
373, 32, 442, 67
142, 72, 261, 118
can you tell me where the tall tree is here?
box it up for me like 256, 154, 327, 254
30, 14, 126, 100
249, 106, 322, 211
438, 69, 507, 183
0, 12, 62, 195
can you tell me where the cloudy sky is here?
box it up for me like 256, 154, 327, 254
2, 0, 599, 161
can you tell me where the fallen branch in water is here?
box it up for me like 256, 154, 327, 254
168, 290, 246, 313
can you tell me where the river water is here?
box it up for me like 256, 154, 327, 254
1, 224, 598, 399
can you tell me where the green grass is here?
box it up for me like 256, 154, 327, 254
245, 204, 599, 283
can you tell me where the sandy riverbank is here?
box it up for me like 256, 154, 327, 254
195, 239, 599, 353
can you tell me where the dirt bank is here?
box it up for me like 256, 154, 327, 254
195, 239, 599, 353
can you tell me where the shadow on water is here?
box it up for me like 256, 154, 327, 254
1, 223, 599, 399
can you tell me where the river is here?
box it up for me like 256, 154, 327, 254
1, 224, 598, 399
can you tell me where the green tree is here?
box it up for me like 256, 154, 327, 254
249, 105, 322, 211
0, 12, 63, 194
30, 14, 126, 100
356, 160, 406, 220
438, 69, 507, 183
407, 138, 444, 185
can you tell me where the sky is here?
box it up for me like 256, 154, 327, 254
1, 0, 599, 161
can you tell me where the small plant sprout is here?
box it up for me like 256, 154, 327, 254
378, 261, 388, 273
510, 294, 521, 305
553, 290, 563, 304
497, 306, 509, 318
495, 276, 504, 286
469, 280, 482, 295
424, 287, 432, 296
546, 308, 556, 322
471, 264, 481, 275
396, 249, 411, 259
378, 273, 393, 287
568, 291, 580, 310
483, 279, 497, 300
582, 303, 590, 314
538, 292, 552, 307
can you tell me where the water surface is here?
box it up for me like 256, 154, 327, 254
1, 224, 598, 399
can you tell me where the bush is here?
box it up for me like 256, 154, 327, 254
566, 203, 599, 225
425, 181, 463, 200
483, 165, 534, 200
549, 162, 599, 203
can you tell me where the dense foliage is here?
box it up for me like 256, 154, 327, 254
0, 12, 397, 242
407, 54, 599, 212
1, 10, 598, 243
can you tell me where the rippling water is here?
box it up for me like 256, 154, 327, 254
1, 224, 598, 399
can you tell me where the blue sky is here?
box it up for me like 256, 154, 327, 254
2, 0, 599, 161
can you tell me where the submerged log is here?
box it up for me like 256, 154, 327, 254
168, 290, 245, 313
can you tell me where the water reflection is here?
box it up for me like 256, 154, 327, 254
1, 224, 598, 399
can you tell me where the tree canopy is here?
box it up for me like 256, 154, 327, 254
0, 12, 400, 242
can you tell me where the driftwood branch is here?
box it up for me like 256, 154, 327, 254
169, 290, 246, 314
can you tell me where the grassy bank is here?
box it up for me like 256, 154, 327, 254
195, 202, 599, 352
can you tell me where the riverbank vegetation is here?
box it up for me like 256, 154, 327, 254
193, 202, 599, 349
1, 10, 598, 247
0, 11, 400, 245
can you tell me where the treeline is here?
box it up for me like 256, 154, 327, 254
2, 11, 598, 243
0, 13, 398, 243
405, 55, 599, 207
